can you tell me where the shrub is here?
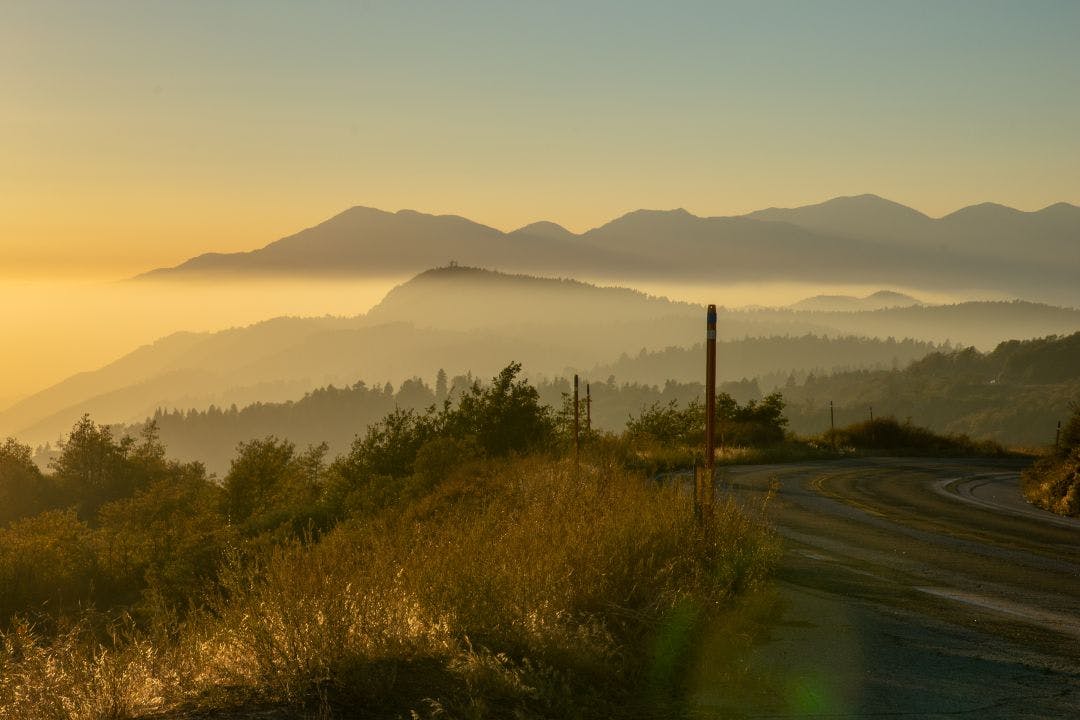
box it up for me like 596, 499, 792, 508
95, 462, 232, 614
627, 393, 789, 448
822, 416, 1007, 456
0, 510, 98, 625
1023, 403, 1080, 516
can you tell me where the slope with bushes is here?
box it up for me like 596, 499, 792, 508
781, 332, 1080, 445
0, 364, 777, 719
1022, 407, 1080, 516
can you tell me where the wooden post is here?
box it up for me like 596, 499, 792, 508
700, 305, 717, 518
1055, 420, 1061, 449
869, 406, 873, 423
829, 400, 836, 450
586, 382, 592, 435
573, 374, 580, 465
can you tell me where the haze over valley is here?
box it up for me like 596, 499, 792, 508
6, 259, 1080, 465
6, 193, 1078, 410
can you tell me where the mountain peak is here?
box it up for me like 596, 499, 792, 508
1040, 201, 1080, 211
511, 220, 576, 240
599, 207, 697, 229
751, 194, 931, 220
941, 202, 1021, 221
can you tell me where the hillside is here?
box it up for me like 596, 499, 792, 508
109, 374, 758, 476
788, 290, 922, 312
366, 265, 700, 330
120, 332, 1080, 474
591, 335, 942, 388
782, 332, 1080, 445
8, 267, 1080, 447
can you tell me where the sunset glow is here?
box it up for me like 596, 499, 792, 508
4, 1, 1079, 276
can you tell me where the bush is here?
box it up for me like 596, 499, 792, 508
327, 363, 555, 519
627, 393, 789, 449
95, 462, 232, 614
1022, 449, 1080, 517
1023, 403, 1080, 516
0, 510, 98, 625
822, 416, 1007, 456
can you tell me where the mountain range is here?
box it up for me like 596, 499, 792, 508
7, 266, 1080, 447
138, 195, 1080, 304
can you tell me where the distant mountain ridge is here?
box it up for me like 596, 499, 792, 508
789, 290, 922, 312
136, 196, 1080, 304
748, 194, 1080, 266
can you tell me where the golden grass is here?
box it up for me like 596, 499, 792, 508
1022, 449, 1080, 517
0, 455, 777, 719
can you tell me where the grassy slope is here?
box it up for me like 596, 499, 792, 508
0, 454, 777, 719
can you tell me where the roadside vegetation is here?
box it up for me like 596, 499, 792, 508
0, 363, 778, 720
622, 394, 1009, 476
1022, 404, 1080, 516
818, 416, 1010, 457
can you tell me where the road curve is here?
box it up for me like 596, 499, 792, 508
689, 457, 1080, 719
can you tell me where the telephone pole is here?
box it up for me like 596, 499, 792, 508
699, 304, 717, 518
586, 382, 592, 435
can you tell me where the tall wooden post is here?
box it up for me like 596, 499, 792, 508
700, 304, 717, 517
586, 382, 592, 435
573, 374, 580, 465
829, 400, 836, 451
1055, 420, 1062, 449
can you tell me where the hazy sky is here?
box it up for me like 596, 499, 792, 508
4, 0, 1080, 276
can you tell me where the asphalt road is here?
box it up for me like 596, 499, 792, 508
687, 457, 1080, 719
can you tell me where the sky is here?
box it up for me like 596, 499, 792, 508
4, 0, 1080, 277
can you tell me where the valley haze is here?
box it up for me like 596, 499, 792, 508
4, 193, 1080, 440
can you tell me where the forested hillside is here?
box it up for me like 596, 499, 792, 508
8, 266, 1080, 448
48, 332, 1076, 473
782, 332, 1080, 444
98, 373, 759, 476
592, 335, 941, 388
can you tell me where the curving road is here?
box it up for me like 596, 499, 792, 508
689, 457, 1080, 719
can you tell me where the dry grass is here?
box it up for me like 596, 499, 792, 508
0, 455, 777, 719
1022, 449, 1080, 517
0, 619, 174, 720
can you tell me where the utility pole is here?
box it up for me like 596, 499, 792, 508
869, 406, 874, 423
699, 304, 717, 519
573, 374, 580, 466
586, 382, 592, 435
1055, 420, 1061, 449
830, 400, 836, 450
